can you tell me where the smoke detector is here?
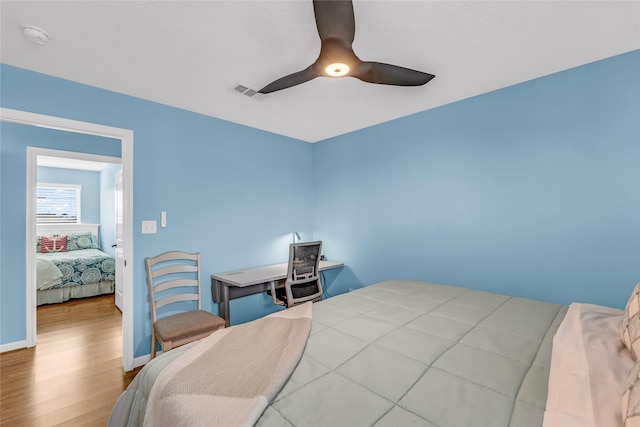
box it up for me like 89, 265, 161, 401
21, 26, 51, 45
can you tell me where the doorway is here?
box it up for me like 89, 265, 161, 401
1, 107, 135, 371
35, 150, 121, 307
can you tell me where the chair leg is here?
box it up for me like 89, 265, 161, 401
151, 332, 157, 359
270, 281, 285, 306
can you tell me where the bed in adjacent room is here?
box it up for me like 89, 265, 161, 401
108, 279, 638, 427
36, 223, 116, 305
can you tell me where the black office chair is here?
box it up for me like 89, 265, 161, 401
270, 241, 323, 308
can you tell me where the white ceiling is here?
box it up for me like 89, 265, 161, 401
2, 1, 639, 143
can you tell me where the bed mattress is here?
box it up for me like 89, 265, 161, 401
109, 279, 567, 426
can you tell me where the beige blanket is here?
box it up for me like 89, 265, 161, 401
144, 303, 312, 427
544, 303, 633, 427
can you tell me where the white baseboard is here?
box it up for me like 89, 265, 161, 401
0, 340, 28, 353
133, 352, 164, 369
131, 350, 166, 370
133, 354, 150, 369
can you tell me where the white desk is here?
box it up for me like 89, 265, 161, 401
211, 260, 344, 326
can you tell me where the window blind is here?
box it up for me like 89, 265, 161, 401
36, 185, 80, 223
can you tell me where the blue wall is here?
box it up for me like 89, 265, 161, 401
37, 166, 102, 225
313, 50, 640, 309
1, 50, 638, 356
0, 65, 315, 356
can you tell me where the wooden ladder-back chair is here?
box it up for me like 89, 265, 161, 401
145, 251, 225, 359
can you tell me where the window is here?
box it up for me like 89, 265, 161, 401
36, 183, 81, 223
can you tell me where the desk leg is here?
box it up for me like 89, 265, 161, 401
211, 278, 231, 327
220, 284, 230, 327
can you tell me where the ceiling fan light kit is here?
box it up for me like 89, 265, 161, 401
258, 0, 434, 94
325, 63, 350, 77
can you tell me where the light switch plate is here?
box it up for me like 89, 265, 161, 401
160, 211, 167, 228
142, 220, 157, 234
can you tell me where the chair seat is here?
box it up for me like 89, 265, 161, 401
276, 282, 322, 300
154, 310, 225, 342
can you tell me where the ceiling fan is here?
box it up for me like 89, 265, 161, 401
258, 0, 435, 94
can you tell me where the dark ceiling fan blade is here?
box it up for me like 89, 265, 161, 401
257, 1, 436, 94
353, 62, 435, 86
313, 0, 355, 44
258, 66, 319, 94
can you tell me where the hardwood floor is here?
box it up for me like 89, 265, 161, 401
0, 295, 140, 426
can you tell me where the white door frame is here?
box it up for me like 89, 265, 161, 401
1, 107, 135, 371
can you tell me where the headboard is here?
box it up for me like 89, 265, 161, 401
37, 223, 100, 245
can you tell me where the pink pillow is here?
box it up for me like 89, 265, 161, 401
41, 235, 67, 253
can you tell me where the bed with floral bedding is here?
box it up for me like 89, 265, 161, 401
36, 224, 115, 305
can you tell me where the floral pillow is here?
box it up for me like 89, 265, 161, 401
40, 235, 67, 253
621, 283, 640, 360
66, 233, 98, 251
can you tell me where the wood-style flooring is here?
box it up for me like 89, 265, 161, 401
0, 294, 140, 426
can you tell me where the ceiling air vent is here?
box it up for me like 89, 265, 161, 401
233, 84, 258, 98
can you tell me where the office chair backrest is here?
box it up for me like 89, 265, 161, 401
145, 250, 202, 324
284, 241, 323, 306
